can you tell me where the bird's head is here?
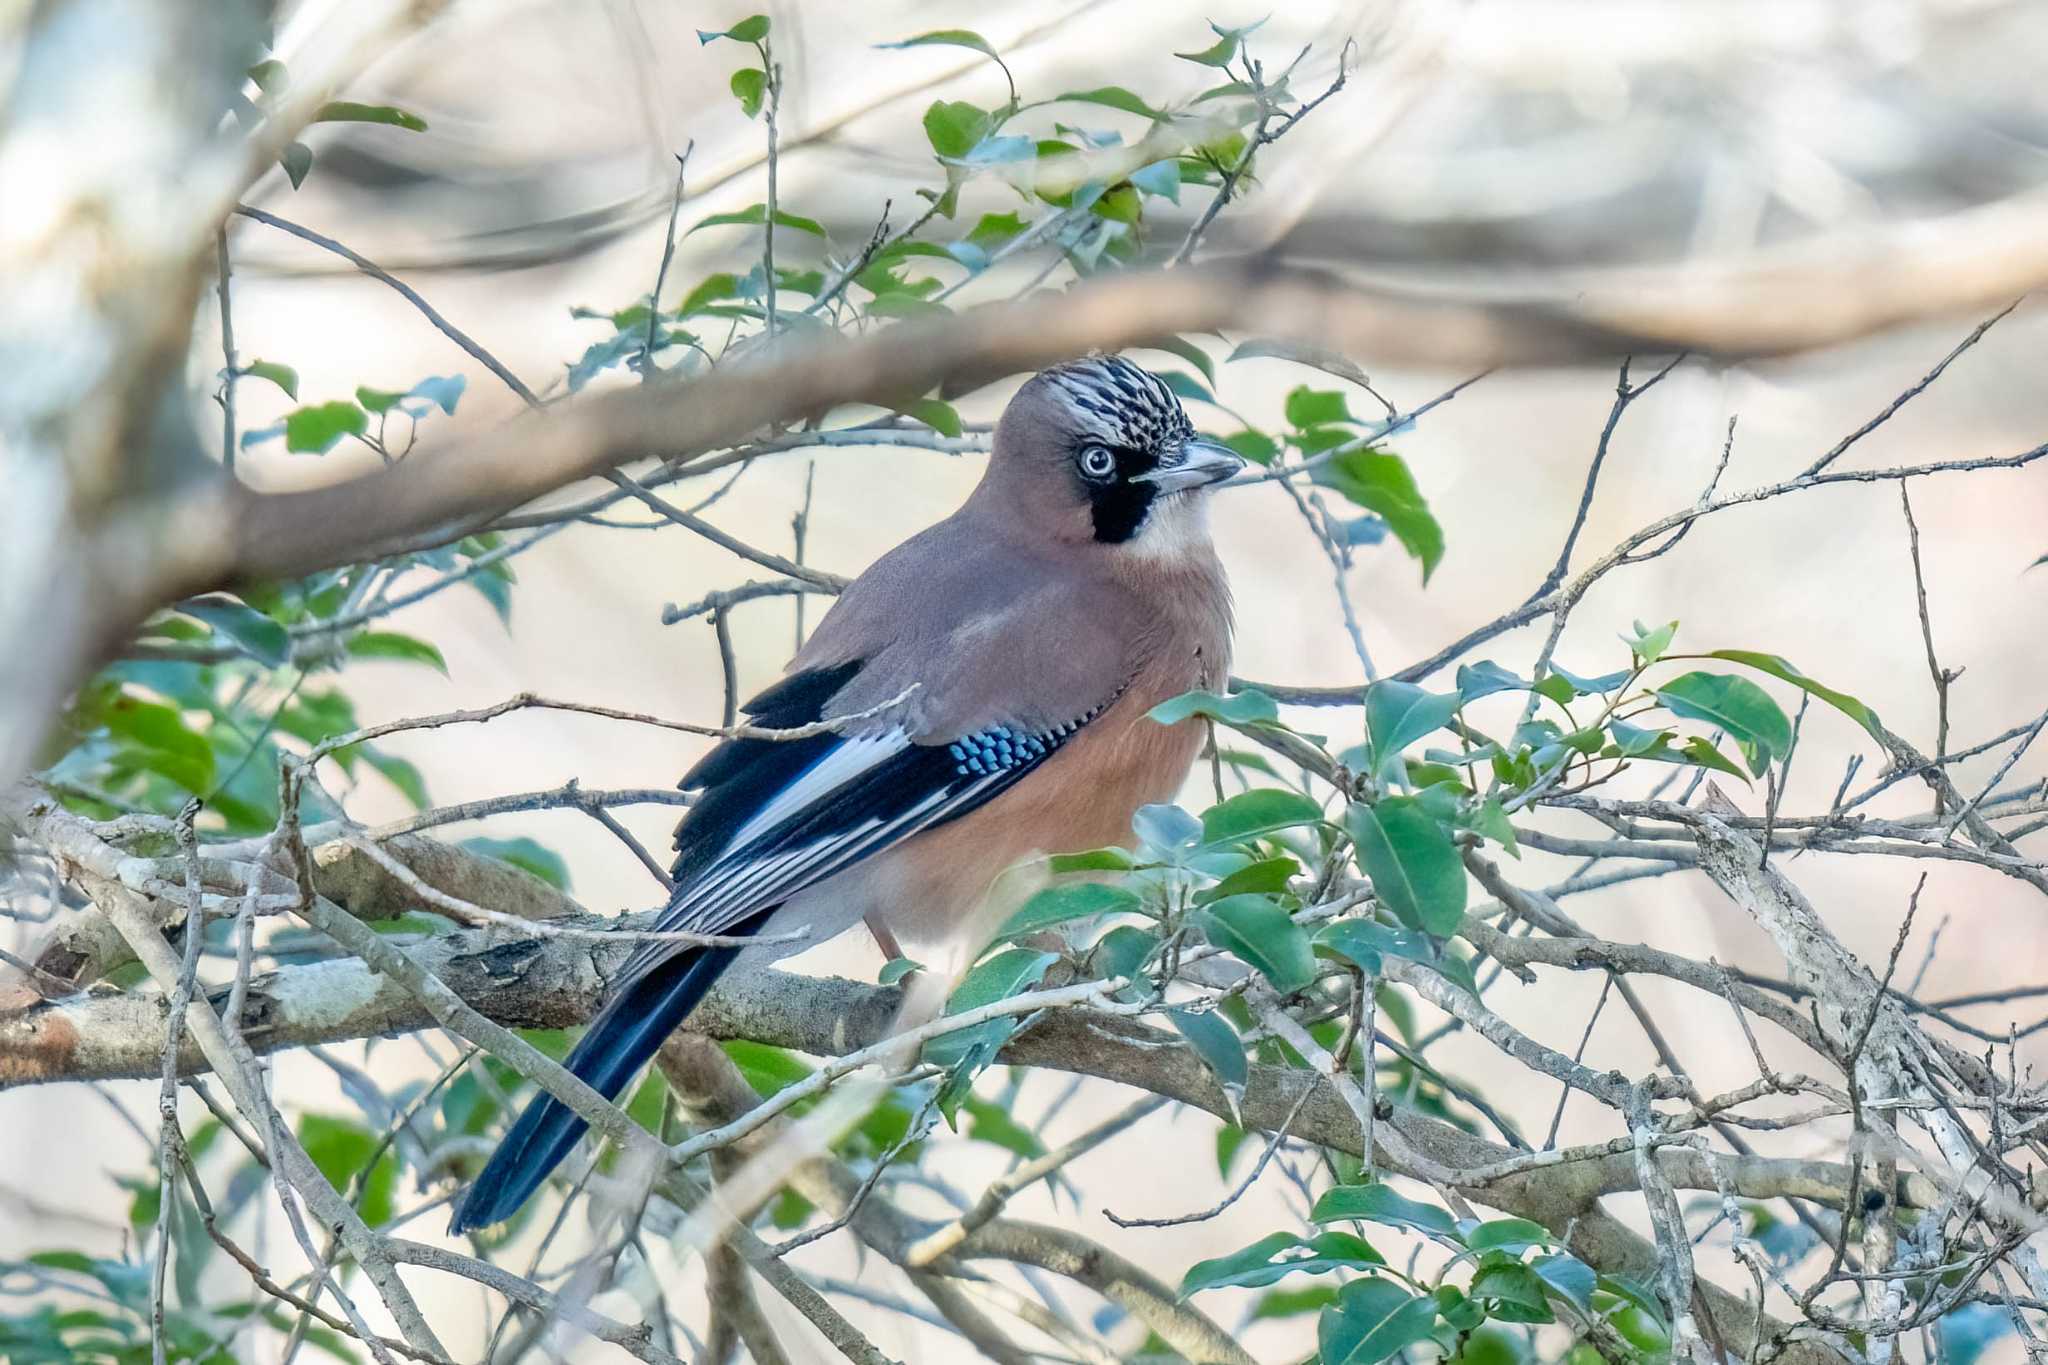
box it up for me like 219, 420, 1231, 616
983, 355, 1244, 553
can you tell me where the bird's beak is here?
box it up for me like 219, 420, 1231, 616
1135, 438, 1245, 493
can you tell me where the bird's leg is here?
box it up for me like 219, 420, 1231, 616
864, 913, 906, 963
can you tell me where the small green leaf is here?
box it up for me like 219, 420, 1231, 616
1314, 919, 1435, 974
926, 947, 1056, 1069
1221, 429, 1280, 465
1285, 385, 1353, 429
1470, 1261, 1554, 1323
283, 401, 366, 454
878, 28, 997, 58
178, 594, 289, 666
1150, 687, 1278, 726
101, 693, 214, 793
1533, 1252, 1597, 1311
280, 141, 313, 189
1456, 660, 1525, 702
1346, 799, 1466, 935
1177, 30, 1243, 67
903, 398, 963, 437
1463, 1218, 1555, 1253
1195, 856, 1299, 903
314, 101, 427, 132
241, 359, 298, 399
1047, 846, 1137, 873
1320, 1278, 1440, 1365
1671, 734, 1752, 784
298, 1114, 397, 1226
1707, 649, 1883, 739
355, 385, 404, 415
1201, 788, 1324, 845
999, 882, 1140, 939
1365, 680, 1462, 776
1182, 1231, 1383, 1294
879, 957, 922, 986
1654, 671, 1792, 775
1626, 619, 1678, 664
1312, 1181, 1457, 1235
698, 15, 769, 44
1170, 1006, 1247, 1094
730, 67, 766, 118
923, 100, 990, 160
1055, 85, 1165, 120
345, 631, 447, 675
687, 203, 827, 238
1319, 449, 1444, 582
1466, 796, 1520, 858
460, 836, 571, 890
1199, 894, 1317, 993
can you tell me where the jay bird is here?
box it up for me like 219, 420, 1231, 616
449, 356, 1241, 1232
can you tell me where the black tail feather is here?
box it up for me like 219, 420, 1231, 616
448, 928, 756, 1233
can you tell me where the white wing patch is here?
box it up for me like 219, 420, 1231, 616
725, 728, 913, 850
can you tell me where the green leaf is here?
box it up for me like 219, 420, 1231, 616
879, 957, 922, 985
678, 272, 743, 315
297, 1113, 397, 1226
1463, 1218, 1555, 1253
100, 693, 214, 793
1199, 894, 1317, 993
1456, 660, 1525, 702
1320, 449, 1445, 582
1626, 619, 1678, 664
729, 67, 766, 118
1285, 385, 1353, 429
1466, 796, 1520, 857
687, 203, 827, 238
1653, 671, 1792, 775
178, 594, 289, 666
1347, 799, 1466, 935
1320, 1278, 1440, 1365
1195, 856, 1299, 904
345, 631, 447, 675
698, 15, 769, 44
903, 398, 962, 437
1671, 734, 1752, 784
1170, 1006, 1247, 1093
241, 358, 298, 399
280, 141, 313, 189
1047, 846, 1137, 873
1254, 1285, 1342, 1320
460, 836, 570, 891
998, 882, 1139, 939
1314, 919, 1435, 974
1470, 1262, 1554, 1323
1182, 1231, 1383, 1294
1177, 29, 1243, 67
1056, 85, 1165, 119
1366, 680, 1461, 777
283, 401, 367, 454
925, 947, 1056, 1069
1312, 1181, 1458, 1235
1150, 687, 1278, 726
923, 100, 990, 160
1232, 338, 1371, 390
878, 28, 998, 58
1707, 650, 1883, 739
1533, 1252, 1598, 1311
1201, 788, 1323, 845
962, 1094, 1044, 1158
1221, 429, 1280, 465
314, 101, 427, 132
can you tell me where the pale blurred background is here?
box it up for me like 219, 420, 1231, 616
6, 1, 2048, 1360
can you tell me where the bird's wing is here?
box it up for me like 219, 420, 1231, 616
617, 566, 1134, 984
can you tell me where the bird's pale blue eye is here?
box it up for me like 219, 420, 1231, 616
1078, 445, 1116, 481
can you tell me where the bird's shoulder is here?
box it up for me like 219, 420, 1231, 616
786, 514, 1142, 742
